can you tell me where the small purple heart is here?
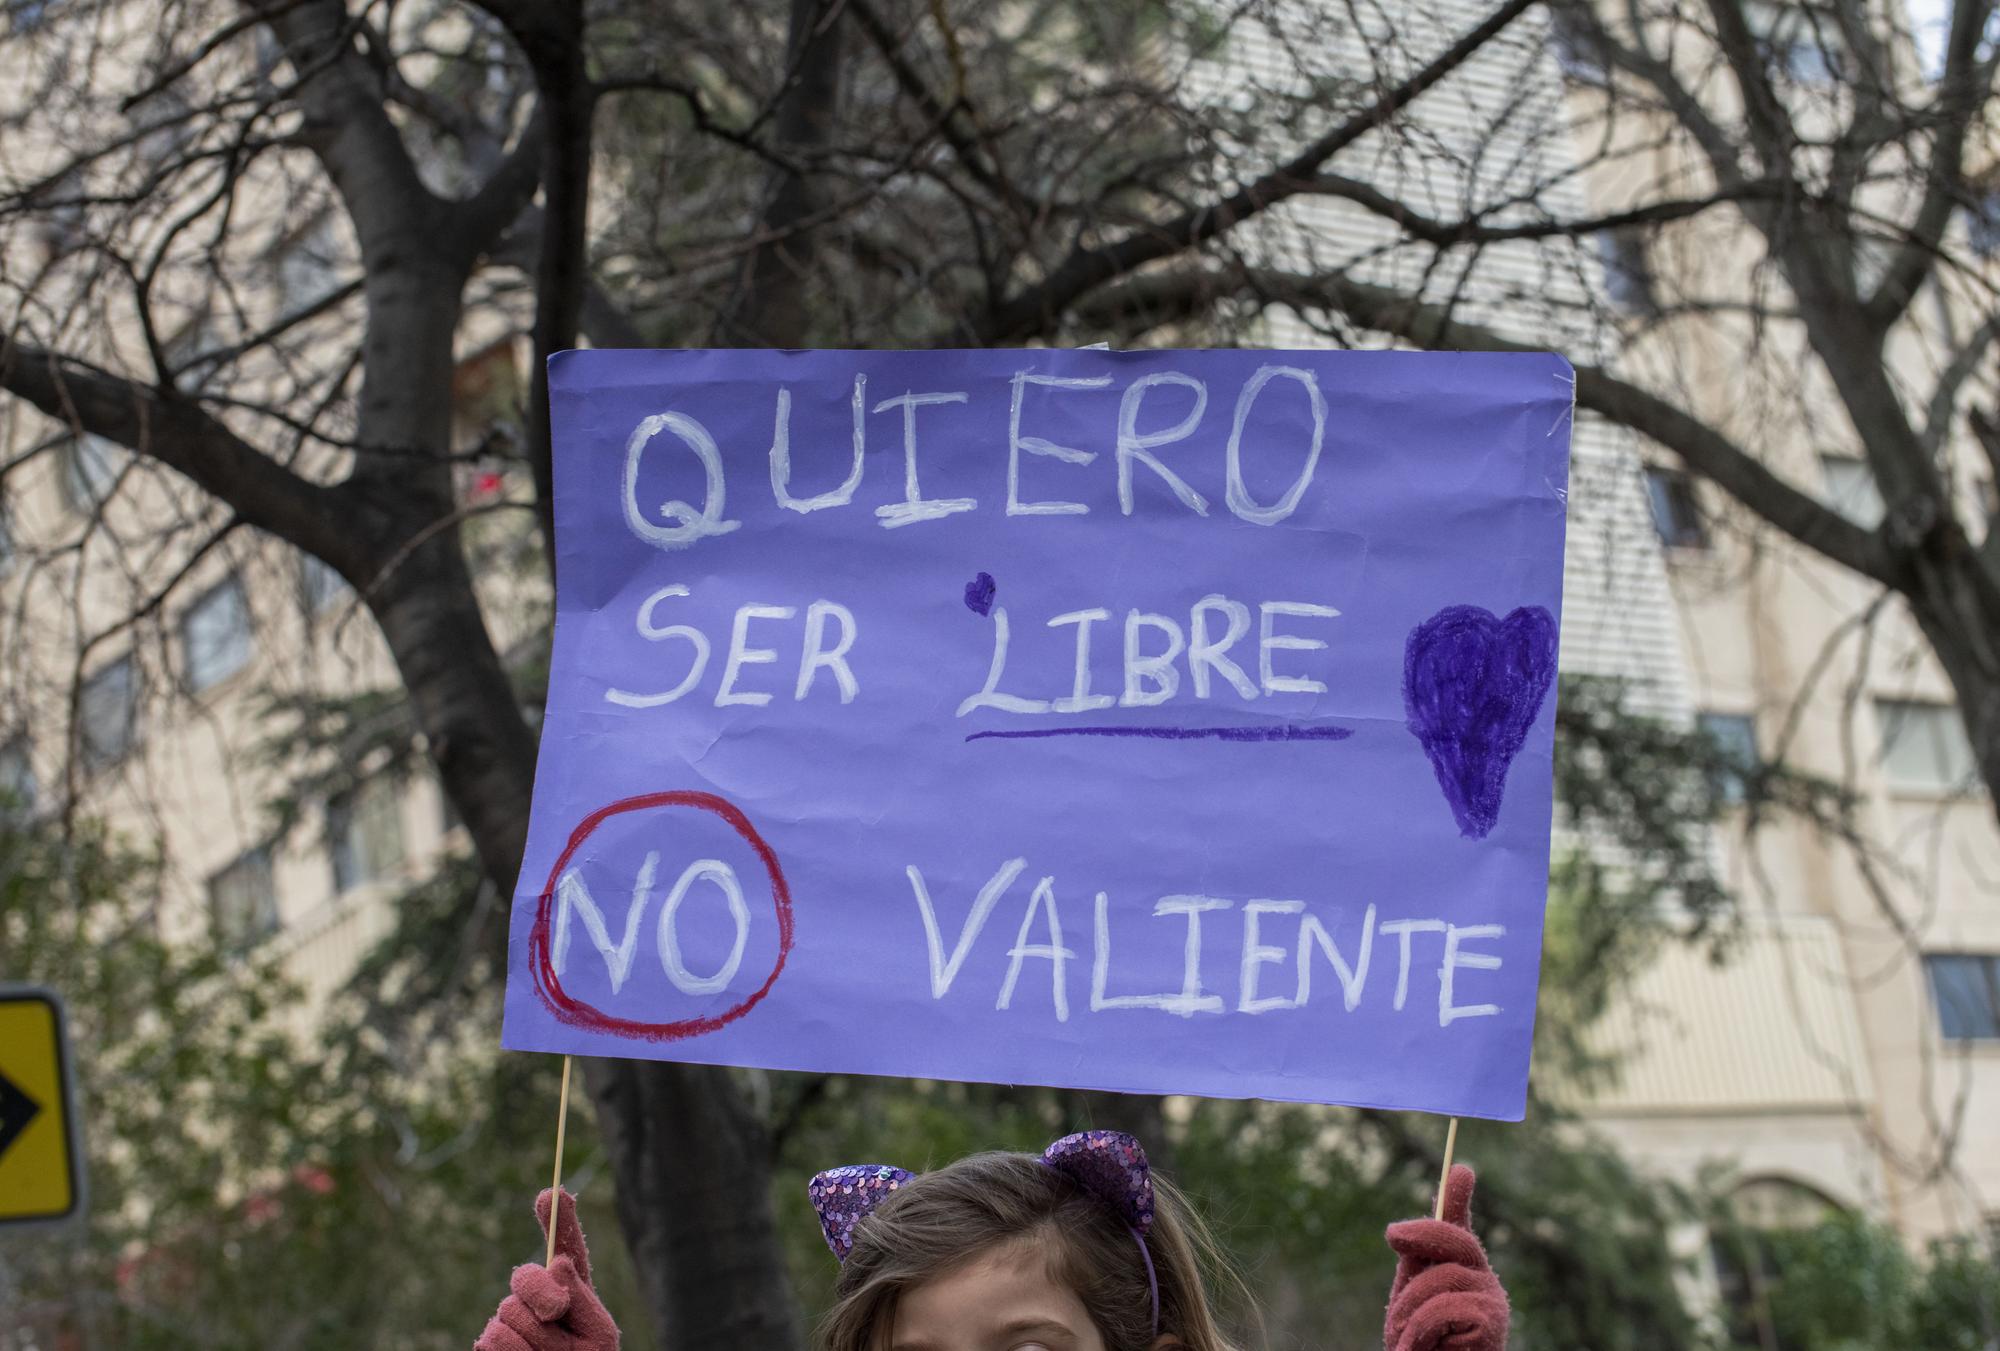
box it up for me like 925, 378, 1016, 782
1403, 605, 1558, 840
964, 571, 996, 617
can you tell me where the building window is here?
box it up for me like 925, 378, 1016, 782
209, 847, 279, 950
276, 213, 345, 315
166, 311, 226, 395
438, 775, 464, 836
0, 736, 33, 815
1925, 954, 2000, 1040
6, 0, 50, 35
1852, 237, 1893, 293
1597, 227, 1656, 314
1978, 476, 1999, 521
1709, 1177, 1843, 1351
1699, 712, 1759, 805
1819, 455, 1884, 528
300, 552, 348, 615
1548, 6, 1610, 84
1969, 189, 2000, 259
180, 574, 253, 693
329, 777, 405, 893
1645, 466, 1708, 548
1875, 699, 1976, 793
1771, 32, 1839, 82
61, 434, 126, 514
78, 654, 138, 770
1747, 2, 1842, 83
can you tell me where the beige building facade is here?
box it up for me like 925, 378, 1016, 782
1553, 0, 2000, 1260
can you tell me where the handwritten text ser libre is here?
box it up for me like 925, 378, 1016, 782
604, 586, 1342, 716
620, 365, 1330, 550
909, 858, 1505, 1029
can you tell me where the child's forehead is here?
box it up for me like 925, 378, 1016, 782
879, 1239, 1094, 1350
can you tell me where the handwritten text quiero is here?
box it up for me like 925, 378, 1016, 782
503, 348, 1572, 1121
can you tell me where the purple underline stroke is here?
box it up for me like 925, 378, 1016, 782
964, 724, 1354, 743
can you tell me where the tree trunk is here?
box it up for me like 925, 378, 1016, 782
717, 0, 846, 346
583, 1059, 807, 1351
352, 252, 804, 1349
1892, 535, 2000, 831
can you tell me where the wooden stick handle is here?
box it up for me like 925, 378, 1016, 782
1433, 1117, 1459, 1221
547, 1054, 573, 1267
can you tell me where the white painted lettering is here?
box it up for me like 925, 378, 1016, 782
623, 411, 740, 549
1049, 609, 1114, 713
1117, 372, 1210, 516
957, 608, 1053, 716
1008, 372, 1110, 516
909, 858, 1028, 999
655, 859, 750, 995
795, 600, 859, 703
997, 876, 1075, 1020
768, 380, 868, 513
874, 390, 974, 527
1296, 904, 1376, 1011
1189, 594, 1257, 699
1440, 923, 1505, 1026
551, 852, 661, 994
1224, 366, 1327, 525
1122, 611, 1186, 707
715, 604, 797, 707
1378, 918, 1447, 1012
1259, 601, 1341, 695
1239, 899, 1302, 1013
606, 584, 711, 708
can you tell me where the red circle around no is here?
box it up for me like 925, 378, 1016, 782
528, 790, 794, 1041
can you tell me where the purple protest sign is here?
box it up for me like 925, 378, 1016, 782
503, 348, 1572, 1121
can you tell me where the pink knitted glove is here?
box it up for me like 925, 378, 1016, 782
475, 1189, 621, 1351
1383, 1165, 1510, 1351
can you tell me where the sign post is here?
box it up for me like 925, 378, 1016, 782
504, 348, 1572, 1120
0, 986, 85, 1229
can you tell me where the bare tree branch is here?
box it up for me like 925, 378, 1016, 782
0, 343, 359, 571
939, 0, 1543, 343
1076, 260, 1896, 582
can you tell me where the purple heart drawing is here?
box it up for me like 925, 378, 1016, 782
964, 571, 996, 617
1402, 604, 1558, 840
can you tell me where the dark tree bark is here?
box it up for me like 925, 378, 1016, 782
717, 0, 848, 346
1, 5, 810, 1348
584, 1058, 806, 1351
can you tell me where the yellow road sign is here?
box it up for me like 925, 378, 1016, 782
0, 987, 84, 1227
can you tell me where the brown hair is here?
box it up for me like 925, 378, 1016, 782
816, 1149, 1243, 1351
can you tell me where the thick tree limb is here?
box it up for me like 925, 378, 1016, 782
1074, 262, 1896, 584
455, 106, 547, 265
0, 343, 360, 571
1700, 0, 1797, 174
1302, 172, 1793, 245
715, 0, 848, 346
243, 0, 444, 249
476, 2, 592, 555
492, 210, 645, 348
1863, 0, 1999, 329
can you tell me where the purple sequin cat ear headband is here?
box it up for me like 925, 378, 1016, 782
807, 1129, 1161, 1339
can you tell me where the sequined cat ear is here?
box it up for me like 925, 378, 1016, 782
1041, 1130, 1155, 1236
808, 1163, 915, 1260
